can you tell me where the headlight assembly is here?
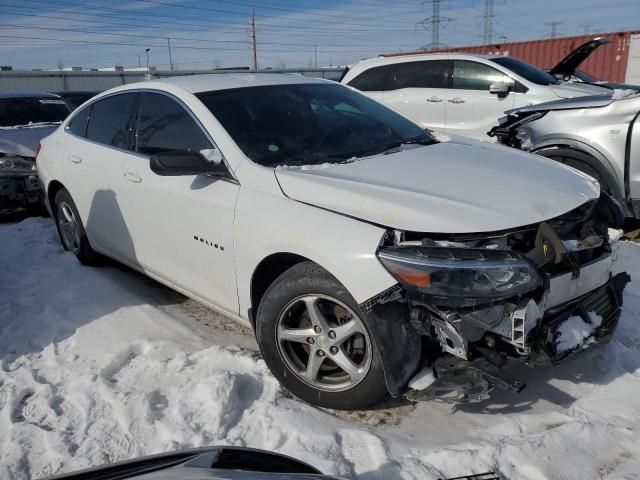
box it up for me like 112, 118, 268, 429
0, 154, 37, 175
377, 246, 541, 307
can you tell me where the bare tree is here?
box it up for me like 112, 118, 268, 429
214, 60, 222, 69
277, 60, 287, 70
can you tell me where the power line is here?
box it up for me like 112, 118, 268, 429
250, 8, 258, 70
545, 21, 564, 38
416, 0, 453, 50
482, 0, 495, 44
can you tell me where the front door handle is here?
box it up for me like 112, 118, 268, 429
448, 97, 466, 104
124, 171, 142, 183
426, 96, 443, 102
68, 154, 82, 164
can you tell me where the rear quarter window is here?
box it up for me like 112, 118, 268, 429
85, 93, 138, 150
66, 105, 91, 137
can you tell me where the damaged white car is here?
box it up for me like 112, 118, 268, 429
37, 74, 630, 410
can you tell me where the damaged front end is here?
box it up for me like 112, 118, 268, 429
364, 193, 630, 403
0, 153, 43, 214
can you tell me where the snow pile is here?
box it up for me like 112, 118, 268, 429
555, 311, 603, 353
2, 218, 640, 480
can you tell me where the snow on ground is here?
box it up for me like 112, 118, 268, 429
2, 218, 640, 480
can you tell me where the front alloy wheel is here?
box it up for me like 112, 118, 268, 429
256, 262, 387, 410
276, 294, 372, 392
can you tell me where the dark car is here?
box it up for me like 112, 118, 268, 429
0, 92, 69, 214
51, 90, 100, 111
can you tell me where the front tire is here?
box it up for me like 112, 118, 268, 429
53, 188, 100, 265
256, 262, 387, 410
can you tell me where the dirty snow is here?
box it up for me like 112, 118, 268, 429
555, 311, 603, 354
2, 218, 640, 480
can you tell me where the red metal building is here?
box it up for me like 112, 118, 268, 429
383, 31, 638, 83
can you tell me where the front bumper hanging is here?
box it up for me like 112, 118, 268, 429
407, 272, 630, 403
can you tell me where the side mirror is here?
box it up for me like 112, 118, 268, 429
150, 149, 229, 177
490, 82, 510, 97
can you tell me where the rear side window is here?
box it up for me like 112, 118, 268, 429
347, 65, 392, 91
135, 93, 211, 155
66, 105, 91, 137
453, 60, 513, 91
85, 93, 138, 149
391, 60, 450, 90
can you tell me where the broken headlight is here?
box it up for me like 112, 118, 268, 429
0, 154, 37, 175
377, 246, 541, 307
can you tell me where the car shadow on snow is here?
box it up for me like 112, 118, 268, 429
0, 189, 187, 371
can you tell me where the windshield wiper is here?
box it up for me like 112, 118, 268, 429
348, 136, 437, 160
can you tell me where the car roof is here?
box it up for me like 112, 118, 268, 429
0, 91, 63, 99
137, 73, 329, 94
351, 52, 502, 68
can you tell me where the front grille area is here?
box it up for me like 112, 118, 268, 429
529, 272, 630, 365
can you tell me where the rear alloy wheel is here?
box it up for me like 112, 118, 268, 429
53, 188, 100, 265
256, 262, 387, 410
57, 200, 81, 254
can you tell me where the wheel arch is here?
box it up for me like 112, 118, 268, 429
532, 142, 624, 201
46, 180, 67, 215
249, 252, 312, 327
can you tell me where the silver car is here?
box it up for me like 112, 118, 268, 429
490, 91, 640, 220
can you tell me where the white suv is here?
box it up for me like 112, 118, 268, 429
37, 74, 628, 410
341, 53, 610, 139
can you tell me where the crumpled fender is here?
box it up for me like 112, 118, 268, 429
362, 299, 422, 396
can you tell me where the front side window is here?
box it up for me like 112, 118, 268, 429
197, 83, 435, 167
0, 97, 69, 127
391, 60, 450, 90
85, 93, 138, 150
453, 60, 514, 91
136, 92, 211, 155
347, 65, 392, 91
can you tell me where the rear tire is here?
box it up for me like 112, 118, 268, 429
53, 188, 101, 265
256, 262, 388, 410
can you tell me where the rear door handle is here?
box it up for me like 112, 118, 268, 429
68, 154, 82, 164
426, 96, 443, 103
124, 171, 142, 183
448, 97, 466, 104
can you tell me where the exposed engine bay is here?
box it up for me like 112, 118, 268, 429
368, 193, 630, 402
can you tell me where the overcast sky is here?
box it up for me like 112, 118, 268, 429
1, 0, 639, 70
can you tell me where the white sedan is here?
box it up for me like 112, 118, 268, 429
37, 74, 629, 409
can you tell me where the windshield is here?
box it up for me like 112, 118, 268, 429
0, 97, 70, 127
196, 83, 435, 167
490, 57, 560, 86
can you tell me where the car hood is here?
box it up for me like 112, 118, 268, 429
0, 124, 58, 157
550, 81, 610, 98
506, 94, 615, 114
274, 141, 600, 233
550, 38, 610, 78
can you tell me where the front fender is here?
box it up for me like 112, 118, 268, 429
234, 186, 397, 322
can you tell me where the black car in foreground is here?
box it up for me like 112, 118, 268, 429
45, 446, 499, 480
